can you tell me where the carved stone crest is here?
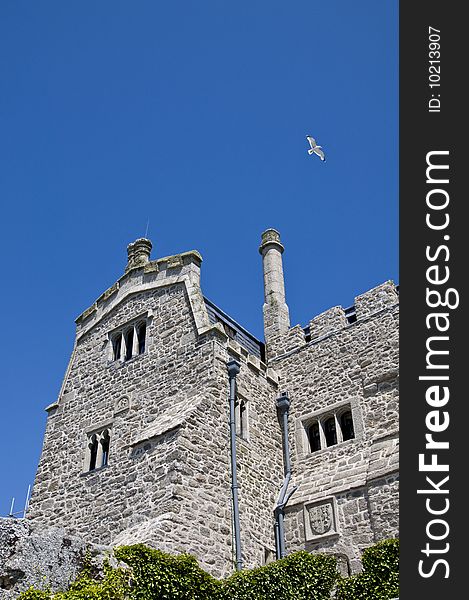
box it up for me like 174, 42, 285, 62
114, 395, 131, 416
304, 498, 338, 541
308, 503, 333, 535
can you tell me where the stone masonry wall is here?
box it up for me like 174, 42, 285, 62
28, 251, 284, 578
23, 234, 399, 580
29, 267, 254, 577
220, 339, 283, 569
272, 282, 399, 573
137, 337, 284, 576
29, 282, 201, 543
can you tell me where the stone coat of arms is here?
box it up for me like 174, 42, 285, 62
308, 503, 333, 536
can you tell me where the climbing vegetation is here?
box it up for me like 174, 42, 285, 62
18, 539, 398, 600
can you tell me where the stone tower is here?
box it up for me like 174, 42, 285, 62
27, 230, 399, 578
27, 237, 284, 577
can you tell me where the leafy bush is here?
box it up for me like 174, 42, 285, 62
115, 544, 223, 600
17, 591, 52, 600
18, 545, 336, 600
223, 551, 337, 600
18, 539, 398, 600
335, 539, 399, 600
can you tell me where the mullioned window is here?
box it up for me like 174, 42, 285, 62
302, 404, 357, 454
84, 428, 111, 472
109, 318, 147, 362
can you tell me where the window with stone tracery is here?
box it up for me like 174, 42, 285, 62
109, 316, 148, 362
84, 428, 111, 472
305, 405, 355, 453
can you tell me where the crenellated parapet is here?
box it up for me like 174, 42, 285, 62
266, 281, 399, 361
354, 281, 399, 319
307, 305, 348, 343
306, 282, 399, 344
264, 324, 306, 359
258, 229, 399, 362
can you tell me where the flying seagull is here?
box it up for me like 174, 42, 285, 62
306, 135, 325, 161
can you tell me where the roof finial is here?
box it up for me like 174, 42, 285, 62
126, 238, 153, 272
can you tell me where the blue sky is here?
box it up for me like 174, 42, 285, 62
0, 1, 398, 515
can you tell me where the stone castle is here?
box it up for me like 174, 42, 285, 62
25, 230, 399, 579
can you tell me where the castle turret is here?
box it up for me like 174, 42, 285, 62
259, 229, 290, 349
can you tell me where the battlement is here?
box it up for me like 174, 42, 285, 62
269, 281, 399, 360
305, 281, 399, 343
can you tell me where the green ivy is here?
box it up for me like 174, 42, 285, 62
335, 539, 399, 600
18, 539, 398, 600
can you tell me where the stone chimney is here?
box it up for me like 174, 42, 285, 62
259, 229, 290, 346
126, 238, 152, 272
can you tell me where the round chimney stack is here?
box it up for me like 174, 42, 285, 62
259, 228, 290, 345
259, 229, 287, 306
126, 238, 152, 272
259, 228, 284, 255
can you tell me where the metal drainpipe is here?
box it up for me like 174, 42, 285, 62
227, 359, 243, 571
275, 392, 297, 559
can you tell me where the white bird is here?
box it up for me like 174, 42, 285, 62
306, 135, 325, 161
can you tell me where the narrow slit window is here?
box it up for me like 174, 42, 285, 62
340, 411, 355, 441
239, 399, 247, 439
307, 421, 321, 452
235, 397, 248, 440
324, 417, 337, 447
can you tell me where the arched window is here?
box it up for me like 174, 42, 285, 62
109, 315, 149, 362
101, 429, 110, 467
303, 404, 356, 454
340, 411, 355, 441
137, 322, 146, 355
89, 434, 98, 471
307, 421, 321, 452
85, 429, 111, 472
324, 417, 337, 447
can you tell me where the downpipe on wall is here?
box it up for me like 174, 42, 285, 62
275, 392, 297, 560
227, 359, 243, 571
